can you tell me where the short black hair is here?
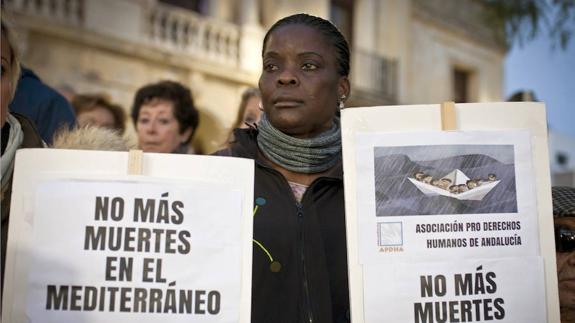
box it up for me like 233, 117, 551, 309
131, 80, 199, 142
262, 13, 350, 77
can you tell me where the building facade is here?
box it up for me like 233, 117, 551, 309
4, 0, 506, 153
549, 130, 575, 186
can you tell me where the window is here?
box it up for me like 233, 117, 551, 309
453, 68, 471, 103
159, 0, 209, 15
330, 0, 354, 45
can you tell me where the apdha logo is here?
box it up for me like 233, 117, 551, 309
377, 222, 404, 252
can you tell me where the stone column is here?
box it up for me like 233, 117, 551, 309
353, 0, 376, 51
239, 0, 259, 26
377, 0, 411, 103
239, 0, 264, 74
352, 0, 377, 91
208, 0, 234, 22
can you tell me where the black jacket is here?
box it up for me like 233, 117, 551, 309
218, 128, 350, 323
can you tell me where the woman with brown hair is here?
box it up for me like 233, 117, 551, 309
232, 87, 262, 130
72, 93, 127, 134
131, 80, 199, 154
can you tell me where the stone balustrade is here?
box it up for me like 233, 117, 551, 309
149, 3, 240, 66
5, 0, 241, 68
4, 0, 83, 25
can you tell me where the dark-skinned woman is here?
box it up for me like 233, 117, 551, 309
217, 13, 351, 323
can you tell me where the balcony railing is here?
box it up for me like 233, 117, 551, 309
5, 0, 241, 68
352, 49, 398, 103
149, 3, 240, 66
4, 0, 83, 25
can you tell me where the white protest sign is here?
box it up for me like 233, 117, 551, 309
341, 102, 558, 323
2, 149, 254, 323
354, 130, 539, 264
363, 257, 546, 323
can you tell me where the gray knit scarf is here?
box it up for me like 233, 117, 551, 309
257, 113, 341, 173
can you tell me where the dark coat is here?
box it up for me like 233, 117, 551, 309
9, 67, 76, 144
1, 113, 44, 295
217, 128, 350, 323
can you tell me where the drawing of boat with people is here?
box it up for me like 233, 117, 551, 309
408, 169, 500, 201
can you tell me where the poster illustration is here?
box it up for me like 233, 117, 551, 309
374, 144, 517, 216
355, 131, 539, 264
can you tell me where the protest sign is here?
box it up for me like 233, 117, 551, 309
2, 149, 253, 323
355, 130, 538, 263
341, 102, 558, 323
364, 257, 545, 323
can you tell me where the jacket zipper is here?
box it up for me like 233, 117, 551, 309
297, 202, 314, 323
255, 160, 339, 322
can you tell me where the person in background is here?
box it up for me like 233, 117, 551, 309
553, 186, 575, 323
55, 83, 76, 103
9, 66, 76, 144
72, 93, 126, 134
507, 90, 538, 102
217, 13, 351, 322
131, 80, 199, 154
1, 20, 44, 296
224, 87, 262, 145
52, 126, 134, 151
233, 87, 262, 129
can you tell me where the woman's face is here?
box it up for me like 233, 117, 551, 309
77, 106, 116, 130
136, 99, 191, 153
1, 32, 13, 127
259, 24, 349, 138
240, 95, 262, 128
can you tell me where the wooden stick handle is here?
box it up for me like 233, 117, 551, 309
127, 150, 143, 175
441, 101, 456, 131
